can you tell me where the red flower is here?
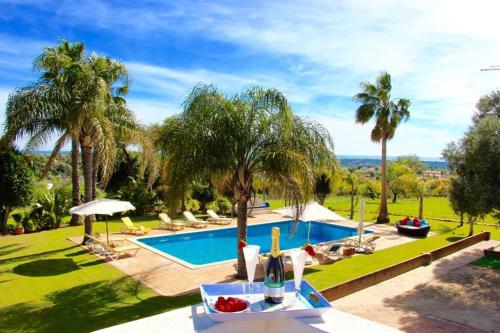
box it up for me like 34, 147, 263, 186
303, 244, 316, 257
238, 240, 246, 249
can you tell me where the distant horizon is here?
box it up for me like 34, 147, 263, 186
31, 150, 445, 162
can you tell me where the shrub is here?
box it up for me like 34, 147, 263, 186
207, 198, 230, 214
111, 177, 158, 215
191, 183, 215, 212
0, 149, 35, 235
29, 183, 72, 230
217, 198, 231, 214
185, 198, 200, 212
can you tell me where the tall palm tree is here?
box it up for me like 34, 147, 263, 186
4, 42, 156, 240
76, 55, 157, 240
4, 40, 87, 226
353, 72, 410, 223
161, 84, 334, 278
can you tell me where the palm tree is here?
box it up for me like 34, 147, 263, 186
353, 72, 410, 223
77, 55, 157, 240
161, 84, 334, 278
4, 42, 156, 240
341, 168, 364, 219
4, 40, 87, 226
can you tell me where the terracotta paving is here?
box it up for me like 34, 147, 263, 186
68, 213, 418, 296
332, 240, 499, 333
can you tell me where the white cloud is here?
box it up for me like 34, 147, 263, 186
0, 86, 10, 127
127, 98, 180, 125
2, 0, 499, 156
50, 0, 500, 128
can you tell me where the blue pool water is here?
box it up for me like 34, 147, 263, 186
137, 220, 371, 266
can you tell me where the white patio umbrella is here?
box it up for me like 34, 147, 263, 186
358, 200, 365, 245
274, 201, 347, 241
69, 199, 136, 244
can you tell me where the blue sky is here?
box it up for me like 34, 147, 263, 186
1, 0, 499, 157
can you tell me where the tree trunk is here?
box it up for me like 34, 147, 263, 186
82, 137, 95, 244
1, 207, 12, 236
459, 212, 464, 227
70, 136, 82, 226
377, 136, 390, 223
231, 200, 237, 217
392, 191, 397, 203
468, 216, 475, 236
236, 197, 248, 279
350, 189, 355, 219
92, 150, 98, 200
181, 197, 186, 213
418, 195, 424, 219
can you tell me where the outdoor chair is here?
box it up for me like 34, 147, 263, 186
84, 234, 141, 260
344, 234, 380, 254
314, 242, 344, 261
183, 211, 208, 228
159, 213, 185, 231
121, 217, 150, 235
206, 210, 232, 225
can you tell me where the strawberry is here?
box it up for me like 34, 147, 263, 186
238, 239, 247, 249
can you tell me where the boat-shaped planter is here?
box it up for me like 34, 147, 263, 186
200, 280, 332, 322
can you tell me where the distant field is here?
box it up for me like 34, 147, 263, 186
267, 195, 497, 224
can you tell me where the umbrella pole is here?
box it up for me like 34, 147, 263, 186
105, 215, 110, 245
307, 221, 311, 242
358, 200, 364, 246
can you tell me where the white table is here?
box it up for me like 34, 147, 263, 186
94, 304, 402, 333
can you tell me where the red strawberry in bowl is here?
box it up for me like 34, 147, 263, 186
212, 296, 249, 313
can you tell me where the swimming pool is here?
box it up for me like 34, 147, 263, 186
136, 220, 372, 268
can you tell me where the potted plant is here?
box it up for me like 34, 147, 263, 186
343, 246, 356, 256
12, 213, 25, 235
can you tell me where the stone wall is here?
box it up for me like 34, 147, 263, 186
320, 231, 491, 301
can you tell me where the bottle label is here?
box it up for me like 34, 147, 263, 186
264, 285, 285, 298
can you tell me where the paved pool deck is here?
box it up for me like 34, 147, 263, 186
68, 213, 423, 296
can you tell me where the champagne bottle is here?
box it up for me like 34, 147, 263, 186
264, 227, 285, 304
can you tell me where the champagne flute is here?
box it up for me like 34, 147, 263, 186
243, 245, 260, 302
290, 249, 308, 301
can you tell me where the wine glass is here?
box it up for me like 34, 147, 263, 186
290, 249, 308, 300
242, 245, 260, 302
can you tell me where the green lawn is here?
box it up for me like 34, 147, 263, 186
0, 219, 199, 333
267, 196, 497, 224
472, 256, 500, 270
1, 196, 498, 332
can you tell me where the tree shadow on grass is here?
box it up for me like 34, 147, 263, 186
65, 249, 89, 257
0, 277, 201, 333
13, 259, 80, 277
78, 259, 107, 268
0, 245, 79, 266
0, 244, 27, 258
446, 236, 464, 242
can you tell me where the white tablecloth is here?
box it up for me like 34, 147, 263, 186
94, 304, 402, 333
